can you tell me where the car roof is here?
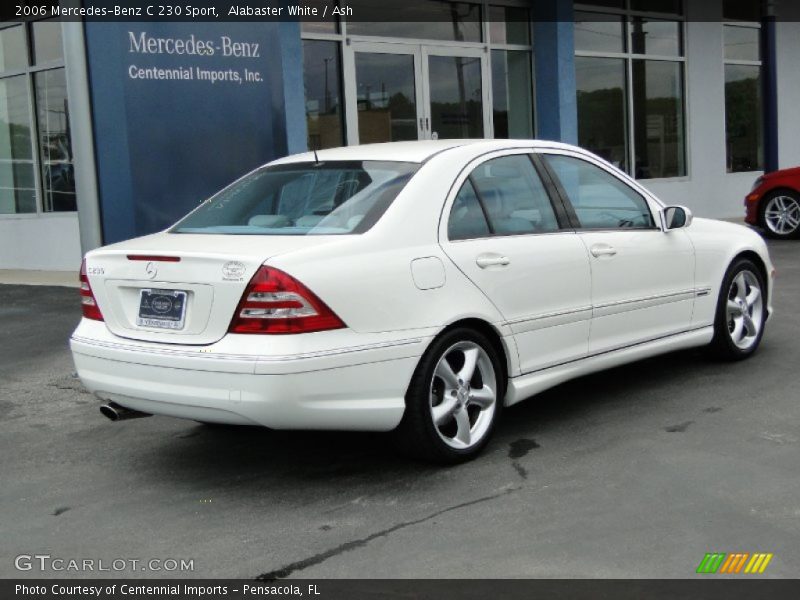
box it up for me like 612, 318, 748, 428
270, 139, 580, 165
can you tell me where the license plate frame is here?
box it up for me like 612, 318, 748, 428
136, 288, 188, 330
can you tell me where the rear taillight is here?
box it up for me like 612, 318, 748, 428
79, 259, 104, 321
229, 266, 345, 334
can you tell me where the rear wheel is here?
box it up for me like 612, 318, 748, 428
394, 327, 505, 463
760, 190, 800, 239
709, 259, 766, 360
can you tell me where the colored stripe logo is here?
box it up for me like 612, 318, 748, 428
696, 552, 773, 574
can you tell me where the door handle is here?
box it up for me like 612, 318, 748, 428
590, 244, 617, 258
476, 254, 510, 269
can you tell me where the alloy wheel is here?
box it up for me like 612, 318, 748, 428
764, 195, 800, 236
726, 270, 764, 350
429, 341, 497, 450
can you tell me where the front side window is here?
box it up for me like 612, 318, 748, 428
543, 154, 655, 230
173, 161, 418, 235
447, 154, 559, 240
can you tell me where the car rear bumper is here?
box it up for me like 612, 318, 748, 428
70, 321, 430, 431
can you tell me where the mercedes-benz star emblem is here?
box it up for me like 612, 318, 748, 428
145, 262, 158, 280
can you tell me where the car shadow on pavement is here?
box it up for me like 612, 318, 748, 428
501, 348, 722, 434
125, 346, 735, 492
134, 421, 444, 492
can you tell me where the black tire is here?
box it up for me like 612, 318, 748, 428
708, 258, 767, 361
759, 189, 800, 239
393, 327, 506, 464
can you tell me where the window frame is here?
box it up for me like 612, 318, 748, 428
301, 1, 535, 145
0, 21, 72, 218
574, 2, 689, 182
536, 149, 664, 233
441, 148, 573, 243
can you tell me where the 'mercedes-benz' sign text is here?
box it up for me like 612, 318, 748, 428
129, 31, 259, 57
127, 31, 264, 85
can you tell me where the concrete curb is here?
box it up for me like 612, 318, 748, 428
0, 270, 79, 288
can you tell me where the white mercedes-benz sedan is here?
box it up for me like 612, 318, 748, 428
71, 140, 774, 462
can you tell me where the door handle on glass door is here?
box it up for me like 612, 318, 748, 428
590, 244, 617, 258
476, 254, 510, 269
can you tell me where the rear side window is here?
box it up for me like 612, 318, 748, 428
543, 154, 655, 230
172, 161, 418, 235
448, 180, 491, 241
447, 154, 560, 240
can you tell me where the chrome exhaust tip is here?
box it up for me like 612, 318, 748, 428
100, 401, 151, 422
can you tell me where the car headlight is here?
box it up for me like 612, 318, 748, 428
750, 176, 764, 192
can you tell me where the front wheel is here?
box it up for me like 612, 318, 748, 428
393, 328, 505, 463
709, 259, 767, 360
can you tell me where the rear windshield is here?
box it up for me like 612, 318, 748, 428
172, 161, 419, 235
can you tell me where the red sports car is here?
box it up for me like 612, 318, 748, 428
745, 167, 800, 239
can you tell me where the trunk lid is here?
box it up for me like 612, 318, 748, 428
84, 232, 339, 345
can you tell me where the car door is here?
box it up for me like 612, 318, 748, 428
439, 151, 592, 373
539, 151, 696, 355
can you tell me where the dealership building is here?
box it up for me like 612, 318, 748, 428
1, 0, 799, 273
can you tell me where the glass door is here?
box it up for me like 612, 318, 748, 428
345, 42, 489, 144
349, 43, 424, 144
422, 46, 489, 141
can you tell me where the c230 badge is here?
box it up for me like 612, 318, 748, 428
222, 261, 246, 281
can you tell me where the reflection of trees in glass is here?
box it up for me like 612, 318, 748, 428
635, 95, 684, 179
36, 69, 76, 211
387, 92, 414, 116
577, 88, 627, 171
430, 100, 482, 138
355, 52, 418, 143
725, 76, 762, 172
303, 40, 344, 150
6, 122, 32, 156
428, 55, 483, 138
631, 58, 685, 179
491, 50, 532, 139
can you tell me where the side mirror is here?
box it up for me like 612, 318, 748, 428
662, 205, 693, 230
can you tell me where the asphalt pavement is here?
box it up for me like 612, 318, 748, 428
1, 239, 798, 579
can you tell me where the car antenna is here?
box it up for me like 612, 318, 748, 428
311, 140, 320, 165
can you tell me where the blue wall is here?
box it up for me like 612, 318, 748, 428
533, 0, 578, 144
85, 21, 302, 243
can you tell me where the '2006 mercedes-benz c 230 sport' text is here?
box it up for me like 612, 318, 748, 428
71, 140, 774, 462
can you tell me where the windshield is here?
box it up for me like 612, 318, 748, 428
172, 161, 419, 235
